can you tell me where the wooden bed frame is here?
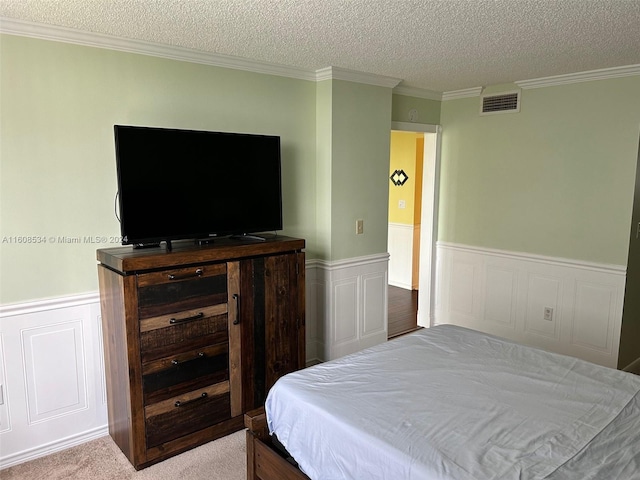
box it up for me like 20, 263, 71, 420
245, 407, 310, 480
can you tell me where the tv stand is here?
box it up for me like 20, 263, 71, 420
231, 233, 267, 242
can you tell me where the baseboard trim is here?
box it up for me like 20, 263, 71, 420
0, 425, 109, 470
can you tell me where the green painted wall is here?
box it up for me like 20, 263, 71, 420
0, 34, 317, 304
315, 80, 333, 259
330, 80, 393, 261
439, 78, 640, 265
392, 94, 441, 125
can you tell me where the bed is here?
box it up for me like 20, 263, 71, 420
245, 325, 640, 480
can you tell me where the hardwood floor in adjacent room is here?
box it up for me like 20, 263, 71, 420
388, 285, 420, 339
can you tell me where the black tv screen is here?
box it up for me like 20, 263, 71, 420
114, 125, 283, 246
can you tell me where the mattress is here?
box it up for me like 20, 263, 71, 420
266, 325, 640, 480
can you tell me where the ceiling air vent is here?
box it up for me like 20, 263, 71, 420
480, 91, 520, 115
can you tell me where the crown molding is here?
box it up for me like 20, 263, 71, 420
441, 87, 483, 101
0, 17, 403, 88
392, 85, 442, 101
0, 16, 318, 82
440, 64, 640, 100
315, 66, 402, 88
515, 64, 640, 89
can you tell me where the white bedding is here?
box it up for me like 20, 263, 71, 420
266, 325, 640, 480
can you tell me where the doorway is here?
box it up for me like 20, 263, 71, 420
388, 122, 441, 337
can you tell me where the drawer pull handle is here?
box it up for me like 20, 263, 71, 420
232, 293, 240, 325
174, 392, 207, 408
171, 351, 206, 366
169, 312, 204, 325
168, 268, 203, 281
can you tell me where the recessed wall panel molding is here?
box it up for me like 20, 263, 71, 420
362, 272, 387, 338
22, 322, 87, 423
571, 281, 618, 353
435, 242, 625, 368
333, 278, 359, 346
484, 266, 517, 330
449, 258, 479, 318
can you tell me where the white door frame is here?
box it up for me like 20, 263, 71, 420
390, 121, 442, 327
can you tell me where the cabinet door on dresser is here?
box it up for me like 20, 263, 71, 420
239, 251, 306, 411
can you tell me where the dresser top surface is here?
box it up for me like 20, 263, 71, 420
97, 235, 305, 274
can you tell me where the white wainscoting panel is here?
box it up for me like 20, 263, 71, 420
484, 266, 517, 329
333, 278, 359, 345
0, 294, 108, 469
22, 321, 87, 423
310, 253, 389, 361
571, 281, 616, 352
388, 223, 414, 289
362, 273, 387, 338
435, 242, 626, 368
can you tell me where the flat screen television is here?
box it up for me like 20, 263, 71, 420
114, 125, 283, 247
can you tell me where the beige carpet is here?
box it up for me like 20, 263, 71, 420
1, 431, 246, 480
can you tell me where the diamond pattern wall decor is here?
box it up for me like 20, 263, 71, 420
390, 169, 409, 186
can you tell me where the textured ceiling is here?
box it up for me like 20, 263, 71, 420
1, 0, 640, 92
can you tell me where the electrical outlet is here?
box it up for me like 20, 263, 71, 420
356, 219, 364, 235
543, 307, 554, 321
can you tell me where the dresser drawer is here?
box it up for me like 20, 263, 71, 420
139, 307, 229, 363
137, 264, 227, 319
142, 343, 229, 405
144, 382, 231, 449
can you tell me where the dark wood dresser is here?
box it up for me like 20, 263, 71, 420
97, 236, 305, 469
